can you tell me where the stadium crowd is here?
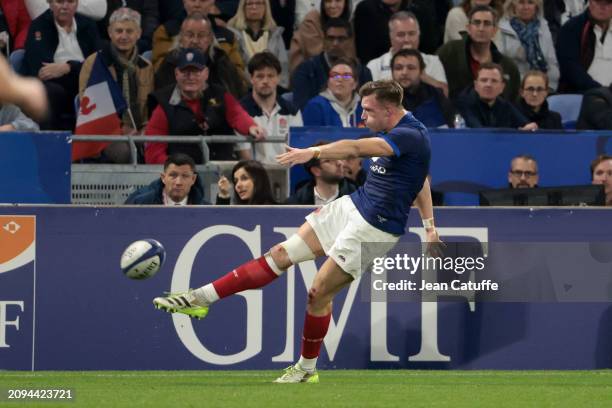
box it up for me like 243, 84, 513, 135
4, 0, 612, 204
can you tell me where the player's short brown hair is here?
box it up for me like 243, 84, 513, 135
590, 155, 612, 178
359, 80, 403, 107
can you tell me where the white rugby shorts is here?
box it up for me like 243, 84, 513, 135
305, 195, 400, 279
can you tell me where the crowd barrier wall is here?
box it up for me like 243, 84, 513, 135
1, 132, 71, 204
290, 127, 612, 205
1, 206, 611, 370
2, 129, 611, 205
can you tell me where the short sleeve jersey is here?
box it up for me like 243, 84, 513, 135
350, 112, 431, 235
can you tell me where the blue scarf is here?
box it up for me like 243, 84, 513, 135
510, 17, 548, 72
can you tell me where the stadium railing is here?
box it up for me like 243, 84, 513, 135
70, 134, 290, 204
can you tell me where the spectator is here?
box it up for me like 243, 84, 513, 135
227, 0, 288, 88
154, 13, 248, 98
216, 159, 277, 204
444, 0, 503, 42
302, 57, 363, 127
556, 0, 612, 93
496, 0, 559, 91
508, 154, 539, 188
25, 0, 106, 20
591, 154, 612, 205
125, 153, 208, 205
577, 84, 612, 129
78, 7, 153, 163
98, 0, 159, 53
543, 0, 587, 45
289, 0, 355, 74
390, 48, 455, 128
0, 0, 31, 53
516, 70, 562, 129
285, 141, 357, 204
21, 0, 101, 130
341, 155, 367, 186
151, 0, 245, 73
353, 0, 441, 64
145, 48, 265, 163
456, 62, 538, 128
438, 5, 521, 101
367, 11, 448, 95
0, 102, 39, 131
236, 51, 302, 163
291, 18, 372, 109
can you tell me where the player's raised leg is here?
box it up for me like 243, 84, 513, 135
153, 222, 325, 319
274, 257, 353, 384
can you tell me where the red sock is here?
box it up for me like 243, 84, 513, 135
300, 312, 332, 359
212, 256, 279, 299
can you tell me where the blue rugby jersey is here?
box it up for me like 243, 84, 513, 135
350, 112, 431, 235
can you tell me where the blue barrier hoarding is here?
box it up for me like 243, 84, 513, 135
0, 132, 71, 204
290, 127, 612, 205
1, 206, 612, 370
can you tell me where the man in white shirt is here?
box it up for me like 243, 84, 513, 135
367, 10, 448, 95
237, 52, 302, 163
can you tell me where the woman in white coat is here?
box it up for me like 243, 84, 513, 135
228, 0, 289, 88
496, 0, 559, 91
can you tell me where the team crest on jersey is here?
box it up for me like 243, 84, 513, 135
370, 163, 387, 174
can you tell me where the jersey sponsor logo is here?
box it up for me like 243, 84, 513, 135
370, 164, 387, 175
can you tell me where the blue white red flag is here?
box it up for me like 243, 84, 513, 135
72, 55, 127, 161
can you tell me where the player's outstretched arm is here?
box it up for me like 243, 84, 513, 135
0, 55, 47, 121
277, 138, 393, 167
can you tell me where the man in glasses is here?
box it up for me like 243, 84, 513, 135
437, 5, 520, 101
508, 154, 539, 189
291, 18, 372, 109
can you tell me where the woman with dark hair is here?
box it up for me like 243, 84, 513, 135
288, 0, 355, 73
217, 160, 277, 204
302, 57, 363, 126
444, 0, 504, 42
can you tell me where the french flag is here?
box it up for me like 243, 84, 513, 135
71, 55, 127, 161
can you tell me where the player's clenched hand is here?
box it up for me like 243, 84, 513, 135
276, 145, 315, 167
425, 229, 445, 258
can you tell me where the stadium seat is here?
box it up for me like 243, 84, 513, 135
9, 49, 25, 73
547, 94, 583, 130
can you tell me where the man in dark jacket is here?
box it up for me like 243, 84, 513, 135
391, 48, 455, 128
21, 1, 100, 130
290, 18, 372, 110
437, 5, 520, 101
456, 63, 538, 129
285, 141, 357, 205
125, 153, 208, 205
556, 1, 612, 93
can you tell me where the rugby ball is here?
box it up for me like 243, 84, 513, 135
120, 239, 165, 279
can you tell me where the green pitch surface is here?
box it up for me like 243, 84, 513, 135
1, 370, 611, 407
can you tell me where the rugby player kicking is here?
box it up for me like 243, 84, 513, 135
154, 80, 441, 383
